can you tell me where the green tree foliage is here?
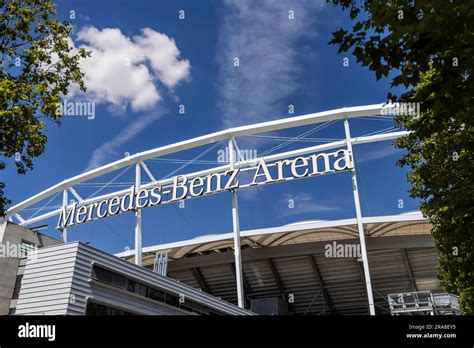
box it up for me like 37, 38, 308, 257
0, 0, 89, 216
328, 0, 473, 313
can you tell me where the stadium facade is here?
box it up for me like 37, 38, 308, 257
1, 104, 459, 315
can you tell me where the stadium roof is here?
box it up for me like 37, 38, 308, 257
116, 212, 443, 315
116, 211, 430, 262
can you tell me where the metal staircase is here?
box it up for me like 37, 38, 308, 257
153, 252, 168, 276
388, 290, 460, 315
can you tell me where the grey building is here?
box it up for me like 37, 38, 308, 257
0, 221, 60, 315
14, 241, 254, 315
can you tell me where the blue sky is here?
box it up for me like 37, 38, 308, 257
3, 0, 419, 254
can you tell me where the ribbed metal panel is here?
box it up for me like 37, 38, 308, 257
313, 254, 365, 315
368, 249, 407, 280
270, 256, 320, 314
198, 264, 237, 304
167, 269, 199, 289
244, 261, 279, 299
408, 248, 439, 277
407, 248, 442, 292
15, 243, 78, 315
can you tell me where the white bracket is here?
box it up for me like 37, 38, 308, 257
14, 213, 26, 224
139, 161, 157, 182
68, 187, 83, 202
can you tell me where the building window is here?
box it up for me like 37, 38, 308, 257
165, 293, 179, 307
135, 283, 148, 297
149, 288, 165, 302
90, 264, 223, 315
112, 273, 126, 288
20, 241, 36, 258
11, 275, 23, 300
91, 265, 113, 284
86, 301, 134, 316
126, 279, 136, 292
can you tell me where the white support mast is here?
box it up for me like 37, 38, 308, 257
61, 189, 68, 243
135, 163, 142, 266
229, 138, 245, 308
344, 118, 375, 315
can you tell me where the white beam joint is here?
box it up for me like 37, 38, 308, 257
68, 187, 83, 202
140, 161, 157, 182
14, 213, 26, 224
230, 137, 244, 163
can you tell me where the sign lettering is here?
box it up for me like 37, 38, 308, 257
57, 149, 353, 229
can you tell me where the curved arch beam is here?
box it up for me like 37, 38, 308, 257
4, 103, 396, 221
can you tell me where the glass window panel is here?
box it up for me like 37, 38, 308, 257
92, 266, 113, 284
112, 273, 126, 289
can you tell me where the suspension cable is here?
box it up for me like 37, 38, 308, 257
160, 141, 223, 180
245, 134, 340, 143
85, 165, 134, 199
259, 120, 337, 157
360, 126, 396, 137
27, 191, 62, 220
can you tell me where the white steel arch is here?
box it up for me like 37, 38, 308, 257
2, 102, 408, 315
4, 103, 402, 224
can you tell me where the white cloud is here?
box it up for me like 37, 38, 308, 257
84, 109, 166, 171
64, 26, 190, 170
217, 0, 324, 128
135, 28, 191, 88
280, 192, 340, 216
70, 26, 190, 112
357, 143, 403, 164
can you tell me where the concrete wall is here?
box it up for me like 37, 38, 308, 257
0, 221, 60, 315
